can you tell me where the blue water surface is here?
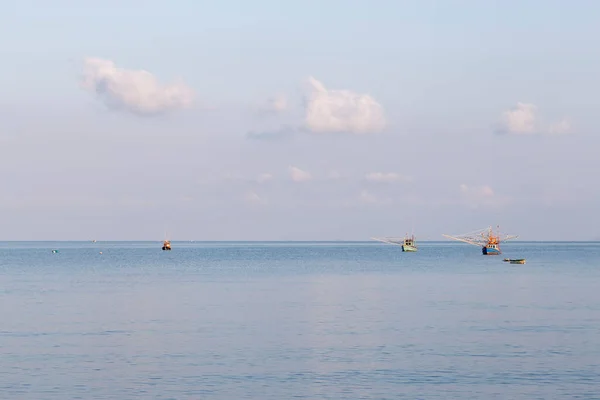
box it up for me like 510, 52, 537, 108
0, 241, 599, 399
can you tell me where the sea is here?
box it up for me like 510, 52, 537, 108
1, 241, 599, 399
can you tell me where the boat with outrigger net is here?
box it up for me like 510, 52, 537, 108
371, 234, 418, 252
442, 226, 518, 255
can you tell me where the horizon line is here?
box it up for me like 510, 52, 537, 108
0, 240, 598, 243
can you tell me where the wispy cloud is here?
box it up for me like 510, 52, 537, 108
547, 118, 571, 135
459, 184, 511, 208
244, 191, 267, 205
289, 166, 312, 182
81, 57, 194, 116
258, 94, 287, 114
460, 183, 494, 198
365, 172, 413, 183
495, 102, 572, 135
256, 173, 273, 183
357, 190, 392, 205
359, 190, 378, 204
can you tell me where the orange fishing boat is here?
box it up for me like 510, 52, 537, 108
443, 226, 518, 255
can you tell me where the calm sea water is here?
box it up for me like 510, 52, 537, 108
1, 241, 599, 399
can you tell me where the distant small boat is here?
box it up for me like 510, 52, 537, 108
401, 235, 417, 252
162, 240, 172, 251
51, 249, 59, 254
503, 258, 526, 264
371, 234, 418, 252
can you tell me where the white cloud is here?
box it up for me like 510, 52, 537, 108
256, 173, 273, 183
248, 77, 386, 139
304, 76, 386, 134
365, 172, 412, 183
497, 102, 572, 135
81, 57, 194, 115
501, 102, 537, 134
289, 166, 312, 182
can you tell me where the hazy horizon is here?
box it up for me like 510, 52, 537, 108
1, 239, 597, 243
2, 1, 597, 241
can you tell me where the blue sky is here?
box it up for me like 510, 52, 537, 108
1, 0, 598, 240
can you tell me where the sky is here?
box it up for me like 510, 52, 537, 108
1, 0, 598, 241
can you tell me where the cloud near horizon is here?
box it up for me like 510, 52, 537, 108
81, 57, 194, 116
495, 102, 571, 135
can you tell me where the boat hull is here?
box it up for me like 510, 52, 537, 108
504, 258, 526, 264
482, 246, 501, 255
402, 245, 417, 252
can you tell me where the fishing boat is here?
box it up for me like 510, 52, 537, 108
162, 240, 171, 251
503, 258, 526, 264
372, 234, 418, 252
401, 235, 417, 252
443, 226, 518, 255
